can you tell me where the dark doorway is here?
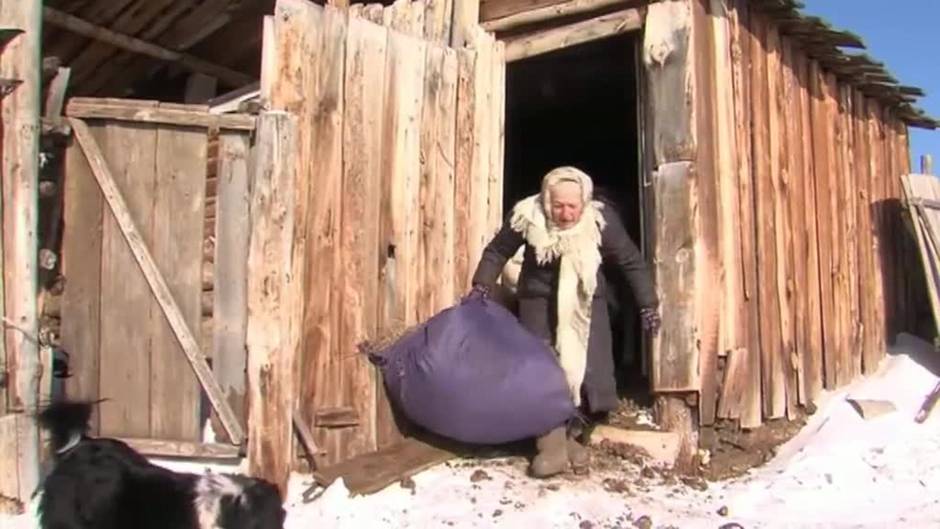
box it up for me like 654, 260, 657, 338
503, 33, 648, 398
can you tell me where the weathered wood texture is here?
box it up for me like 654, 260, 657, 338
245, 111, 300, 498
0, 0, 41, 501
60, 104, 252, 444
264, 0, 504, 467
708, 1, 917, 427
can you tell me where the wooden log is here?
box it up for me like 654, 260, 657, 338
0, 0, 41, 500
643, 0, 695, 165
65, 98, 255, 130
800, 59, 824, 405
42, 7, 254, 87
645, 0, 698, 393
488, 40, 506, 236
843, 87, 862, 382
119, 438, 241, 459
482, 0, 628, 33
820, 73, 842, 388
853, 90, 875, 375
211, 131, 252, 440
832, 84, 851, 386
453, 48, 476, 295
339, 15, 386, 459
69, 117, 244, 444
424, 0, 454, 42
692, 0, 720, 426
866, 100, 887, 360
653, 395, 698, 473
503, 7, 643, 62
731, 0, 762, 428
751, 12, 785, 418
43, 66, 70, 118
245, 111, 300, 498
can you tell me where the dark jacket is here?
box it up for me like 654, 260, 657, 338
471, 205, 658, 309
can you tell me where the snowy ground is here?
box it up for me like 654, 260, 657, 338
6, 333, 940, 528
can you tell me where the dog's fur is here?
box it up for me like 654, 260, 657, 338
34, 400, 286, 529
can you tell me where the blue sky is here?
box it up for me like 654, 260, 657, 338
802, 0, 940, 171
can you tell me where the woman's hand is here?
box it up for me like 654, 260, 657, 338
639, 307, 661, 334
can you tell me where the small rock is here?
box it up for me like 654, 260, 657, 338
717, 505, 729, 517
634, 515, 653, 529
681, 476, 708, 492
602, 478, 630, 494
806, 401, 818, 415
547, 483, 561, 491
399, 476, 416, 493
641, 466, 656, 479
493, 509, 504, 518
719, 524, 745, 529
470, 469, 491, 482
579, 521, 595, 529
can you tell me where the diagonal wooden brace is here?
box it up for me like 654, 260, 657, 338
69, 117, 245, 445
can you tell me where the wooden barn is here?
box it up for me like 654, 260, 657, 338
1, 0, 937, 505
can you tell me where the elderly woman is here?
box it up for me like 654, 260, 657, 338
471, 166, 660, 478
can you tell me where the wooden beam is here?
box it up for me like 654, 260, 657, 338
118, 438, 241, 459
66, 97, 255, 130
504, 7, 643, 62
68, 117, 245, 446
0, 0, 41, 502
483, 0, 629, 33
43, 67, 70, 118
42, 7, 254, 88
245, 111, 300, 498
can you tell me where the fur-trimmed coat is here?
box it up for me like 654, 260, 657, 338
471, 206, 657, 413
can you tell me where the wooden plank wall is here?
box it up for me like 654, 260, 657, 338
704, 0, 916, 427
61, 102, 252, 442
265, 0, 504, 467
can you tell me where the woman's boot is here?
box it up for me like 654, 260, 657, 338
567, 435, 589, 470
530, 426, 568, 478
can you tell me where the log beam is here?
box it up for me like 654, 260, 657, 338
0, 0, 41, 502
504, 7, 643, 62
42, 7, 254, 88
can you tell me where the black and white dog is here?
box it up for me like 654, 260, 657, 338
34, 400, 286, 529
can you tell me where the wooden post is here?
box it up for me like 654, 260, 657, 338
245, 111, 300, 498
922, 154, 934, 175
0, 0, 41, 502
451, 0, 480, 48
643, 0, 699, 466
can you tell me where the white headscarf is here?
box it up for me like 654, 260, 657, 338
509, 166, 606, 406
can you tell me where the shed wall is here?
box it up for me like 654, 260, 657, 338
698, 0, 921, 428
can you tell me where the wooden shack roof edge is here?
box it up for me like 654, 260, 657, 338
39, 0, 938, 129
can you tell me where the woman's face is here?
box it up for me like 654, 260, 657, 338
548, 180, 584, 229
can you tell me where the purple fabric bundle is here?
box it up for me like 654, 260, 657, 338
369, 292, 576, 445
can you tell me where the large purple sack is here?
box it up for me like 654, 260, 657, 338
369, 293, 576, 445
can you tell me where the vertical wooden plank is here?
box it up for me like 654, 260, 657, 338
843, 88, 862, 381
832, 85, 851, 385
341, 15, 387, 458
815, 73, 840, 389
376, 28, 427, 449
418, 43, 458, 319
852, 91, 874, 375
453, 48, 476, 294
882, 111, 898, 342
60, 127, 104, 434
799, 59, 824, 404
425, 0, 454, 43
693, 0, 721, 426
488, 40, 506, 236
212, 131, 252, 437
472, 29, 495, 270
245, 111, 299, 498
784, 40, 807, 407
150, 118, 206, 441
302, 6, 347, 464
451, 0, 481, 47
773, 35, 796, 419
751, 13, 784, 418
0, 0, 40, 499
866, 100, 887, 366
645, 0, 699, 393
97, 117, 158, 438
720, 0, 761, 427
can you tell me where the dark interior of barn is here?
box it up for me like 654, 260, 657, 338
503, 33, 648, 398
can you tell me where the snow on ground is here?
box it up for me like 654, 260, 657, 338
5, 333, 940, 528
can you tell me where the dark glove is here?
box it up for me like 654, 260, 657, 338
640, 307, 661, 334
